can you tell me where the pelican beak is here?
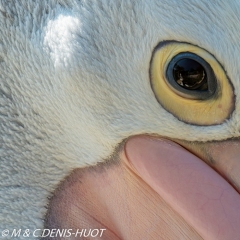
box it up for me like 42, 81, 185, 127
124, 136, 240, 239
45, 135, 240, 239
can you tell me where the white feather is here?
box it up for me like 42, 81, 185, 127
0, 0, 240, 234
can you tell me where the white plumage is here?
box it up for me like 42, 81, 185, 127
1, 0, 240, 236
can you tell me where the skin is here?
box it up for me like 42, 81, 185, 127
45, 136, 240, 239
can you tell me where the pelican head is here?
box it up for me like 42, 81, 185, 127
1, 0, 240, 239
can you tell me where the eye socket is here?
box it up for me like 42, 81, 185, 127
150, 41, 234, 125
166, 52, 217, 100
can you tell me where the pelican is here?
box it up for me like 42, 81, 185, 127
1, 0, 240, 239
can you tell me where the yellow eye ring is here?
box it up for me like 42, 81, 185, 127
150, 41, 235, 126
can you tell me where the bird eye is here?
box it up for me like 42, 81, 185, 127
150, 41, 234, 125
172, 57, 207, 90
166, 52, 217, 100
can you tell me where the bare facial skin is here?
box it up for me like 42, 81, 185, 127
45, 136, 240, 239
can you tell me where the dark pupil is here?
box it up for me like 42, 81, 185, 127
173, 58, 208, 90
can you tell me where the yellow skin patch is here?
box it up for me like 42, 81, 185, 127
150, 42, 234, 125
